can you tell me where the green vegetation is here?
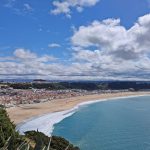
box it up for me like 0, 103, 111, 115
0, 106, 24, 149
0, 106, 80, 150
25, 131, 79, 150
7, 82, 108, 90
4, 81, 150, 91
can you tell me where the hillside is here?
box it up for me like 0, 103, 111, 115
0, 106, 79, 150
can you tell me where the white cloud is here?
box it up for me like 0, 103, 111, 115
51, 0, 100, 18
48, 43, 61, 48
70, 13, 150, 80
0, 49, 61, 79
14, 48, 37, 60
71, 18, 127, 50
71, 14, 150, 58
14, 48, 56, 62
1, 14, 150, 80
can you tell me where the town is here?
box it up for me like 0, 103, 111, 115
0, 82, 130, 108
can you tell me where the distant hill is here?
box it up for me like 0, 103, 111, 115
3, 81, 150, 91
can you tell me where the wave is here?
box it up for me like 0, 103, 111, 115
16, 95, 147, 136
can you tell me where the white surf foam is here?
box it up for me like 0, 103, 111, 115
16, 94, 148, 136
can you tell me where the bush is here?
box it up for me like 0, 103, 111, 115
25, 131, 79, 150
0, 107, 80, 150
0, 108, 24, 149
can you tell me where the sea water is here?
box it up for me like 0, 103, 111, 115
52, 96, 150, 150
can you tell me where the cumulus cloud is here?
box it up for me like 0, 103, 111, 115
13, 49, 56, 62
71, 14, 150, 58
14, 49, 36, 60
0, 49, 60, 79
70, 13, 150, 80
51, 0, 100, 18
1, 14, 150, 80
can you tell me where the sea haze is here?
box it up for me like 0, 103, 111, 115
53, 96, 150, 150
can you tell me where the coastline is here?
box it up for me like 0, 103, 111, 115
16, 94, 149, 136
7, 92, 150, 124
6, 91, 150, 136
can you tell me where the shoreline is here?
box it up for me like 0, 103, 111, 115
6, 91, 150, 136
16, 94, 149, 136
7, 91, 150, 125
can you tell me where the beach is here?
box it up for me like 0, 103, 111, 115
7, 91, 150, 125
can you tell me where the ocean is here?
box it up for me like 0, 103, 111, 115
52, 96, 150, 150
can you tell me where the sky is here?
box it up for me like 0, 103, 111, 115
0, 0, 150, 80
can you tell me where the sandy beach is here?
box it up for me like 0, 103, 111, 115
6, 91, 150, 125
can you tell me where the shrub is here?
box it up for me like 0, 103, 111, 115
0, 107, 80, 150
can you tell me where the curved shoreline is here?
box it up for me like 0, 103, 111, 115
7, 92, 150, 125
16, 94, 149, 136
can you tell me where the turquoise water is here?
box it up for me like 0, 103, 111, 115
52, 96, 150, 150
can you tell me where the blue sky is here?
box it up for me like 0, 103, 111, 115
0, 0, 150, 80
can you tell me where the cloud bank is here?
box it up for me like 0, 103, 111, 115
1, 13, 150, 80
71, 14, 150, 80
